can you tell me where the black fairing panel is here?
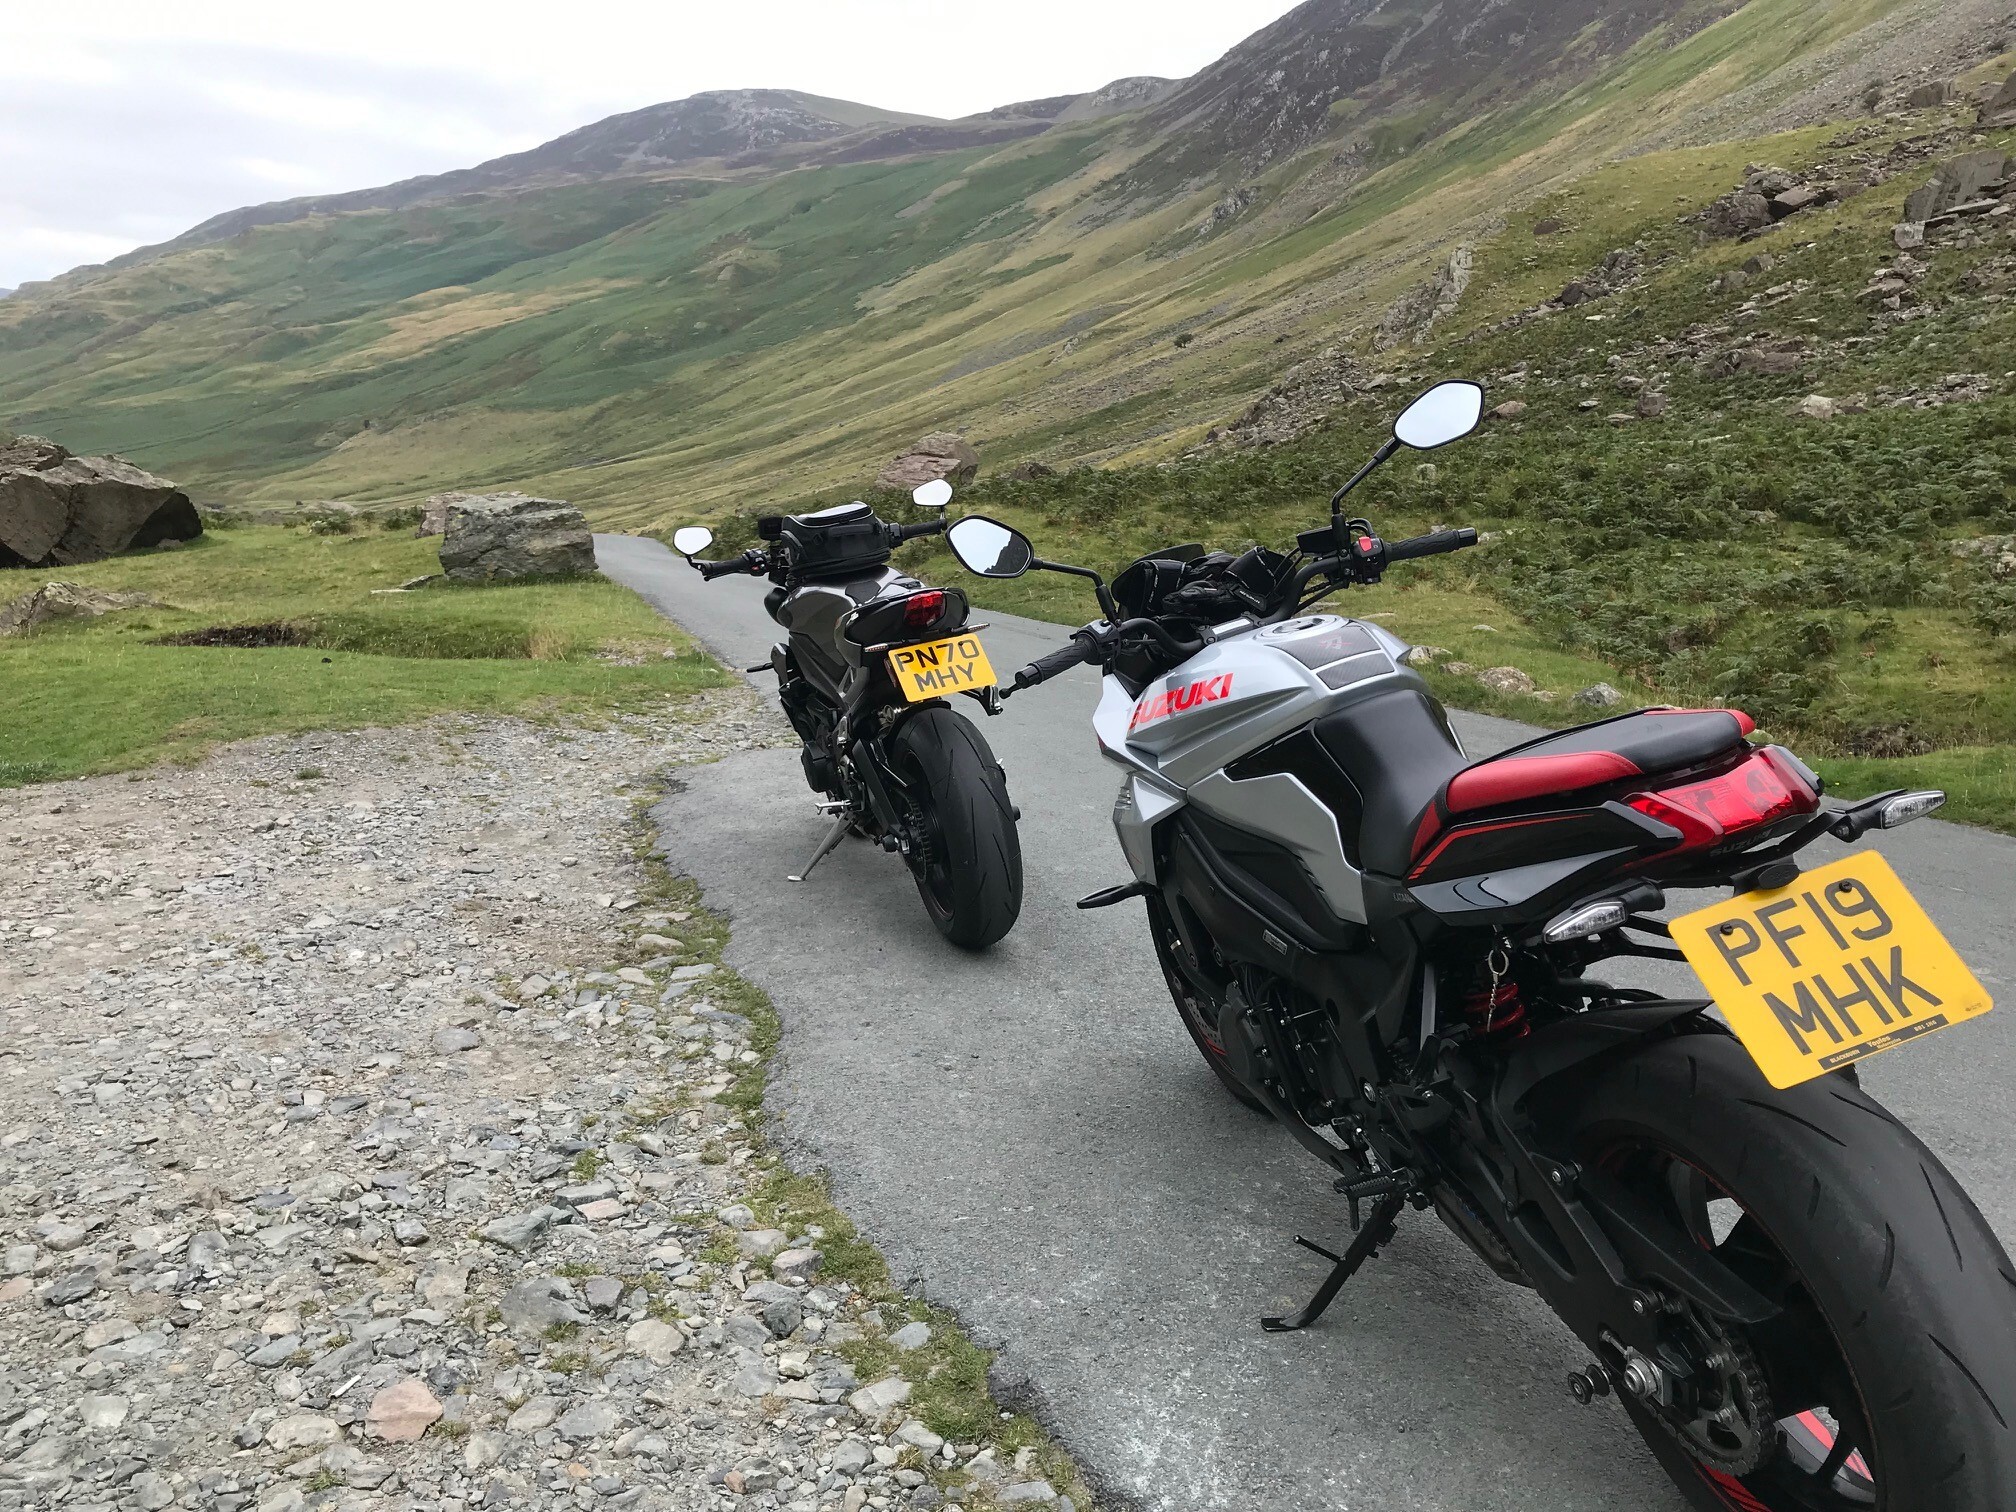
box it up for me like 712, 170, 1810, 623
1312, 688, 1468, 877
1225, 728, 1368, 867
1172, 809, 1365, 955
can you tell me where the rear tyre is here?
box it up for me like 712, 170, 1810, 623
1146, 895, 1271, 1115
889, 707, 1022, 950
1548, 1033, 2016, 1512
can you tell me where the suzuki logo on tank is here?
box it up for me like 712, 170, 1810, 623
1129, 674, 1234, 731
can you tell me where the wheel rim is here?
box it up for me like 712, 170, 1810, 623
1601, 1141, 1881, 1510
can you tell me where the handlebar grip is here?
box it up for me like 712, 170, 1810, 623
1011, 637, 1096, 690
891, 519, 947, 544
695, 555, 756, 581
1385, 528, 1479, 562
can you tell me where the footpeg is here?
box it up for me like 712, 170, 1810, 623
1077, 881, 1153, 910
1260, 1193, 1405, 1333
1333, 1167, 1416, 1230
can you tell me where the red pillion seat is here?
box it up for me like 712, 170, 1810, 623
1409, 708, 1757, 866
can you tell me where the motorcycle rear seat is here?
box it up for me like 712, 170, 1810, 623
1441, 708, 1755, 817
1316, 695, 1754, 879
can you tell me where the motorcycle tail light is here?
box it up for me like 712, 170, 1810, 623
1626, 747, 1818, 853
903, 591, 946, 630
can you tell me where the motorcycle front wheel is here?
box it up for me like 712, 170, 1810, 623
888, 706, 1022, 950
1548, 1032, 2016, 1512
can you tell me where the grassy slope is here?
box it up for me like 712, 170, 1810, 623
0, 528, 730, 785
0, 0, 1928, 529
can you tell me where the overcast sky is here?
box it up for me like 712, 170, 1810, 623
0, 0, 1299, 290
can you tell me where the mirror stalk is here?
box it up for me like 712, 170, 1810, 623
1034, 558, 1118, 620
1328, 436, 1401, 522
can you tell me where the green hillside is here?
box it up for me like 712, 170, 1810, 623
0, 0, 1968, 530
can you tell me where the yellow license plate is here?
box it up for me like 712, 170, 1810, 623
887, 633, 995, 703
1671, 852, 1993, 1089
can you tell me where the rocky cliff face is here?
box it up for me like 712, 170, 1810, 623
1129, 0, 1717, 185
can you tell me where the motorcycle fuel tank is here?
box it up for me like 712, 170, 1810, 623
1102, 615, 1414, 788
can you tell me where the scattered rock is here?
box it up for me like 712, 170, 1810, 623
624, 1318, 685, 1364
365, 1378, 443, 1442
1475, 666, 1536, 696
1573, 682, 1625, 708
1003, 461, 1056, 482
1795, 394, 1839, 420
1636, 391, 1671, 419
499, 1276, 588, 1337
1401, 645, 1449, 667
875, 433, 980, 492
0, 434, 201, 568
1892, 222, 1927, 251
1486, 399, 1528, 422
267, 1413, 341, 1451
480, 1207, 558, 1254
848, 1376, 913, 1425
0, 580, 159, 639
438, 493, 596, 582
1702, 189, 1773, 239
891, 1321, 932, 1351
1905, 81, 1954, 110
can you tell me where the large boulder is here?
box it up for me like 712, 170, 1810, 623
874, 433, 979, 493
0, 581, 158, 638
1902, 151, 2012, 222
438, 494, 595, 582
0, 436, 200, 568
416, 491, 474, 539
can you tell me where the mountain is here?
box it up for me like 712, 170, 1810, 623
0, 0, 2007, 527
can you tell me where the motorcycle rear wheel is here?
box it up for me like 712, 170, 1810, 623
889, 707, 1022, 950
1550, 1033, 2016, 1512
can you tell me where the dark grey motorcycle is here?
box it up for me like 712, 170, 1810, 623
674, 480, 1021, 949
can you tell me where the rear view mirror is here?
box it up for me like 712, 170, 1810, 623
672, 526, 714, 558
946, 516, 1035, 578
1393, 381, 1484, 450
913, 478, 954, 510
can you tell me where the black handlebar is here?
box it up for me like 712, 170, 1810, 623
1008, 636, 1097, 693
890, 519, 948, 544
1384, 527, 1479, 562
693, 552, 763, 581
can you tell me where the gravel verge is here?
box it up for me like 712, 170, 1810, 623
0, 690, 1092, 1512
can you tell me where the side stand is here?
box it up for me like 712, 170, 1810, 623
788, 812, 851, 884
1260, 1193, 1405, 1333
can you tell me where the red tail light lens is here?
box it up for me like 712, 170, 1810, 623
903, 590, 946, 629
1627, 748, 1819, 853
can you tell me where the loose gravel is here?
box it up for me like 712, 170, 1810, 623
0, 692, 1082, 1512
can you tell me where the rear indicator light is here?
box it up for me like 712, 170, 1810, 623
903, 591, 946, 629
1626, 747, 1818, 853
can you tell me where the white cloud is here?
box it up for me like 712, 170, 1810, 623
0, 0, 1299, 287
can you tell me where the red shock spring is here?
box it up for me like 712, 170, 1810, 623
1463, 978, 1530, 1040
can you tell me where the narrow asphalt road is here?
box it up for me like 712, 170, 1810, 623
598, 532, 2015, 1512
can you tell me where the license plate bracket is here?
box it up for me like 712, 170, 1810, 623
887, 633, 995, 703
1671, 851, 1993, 1089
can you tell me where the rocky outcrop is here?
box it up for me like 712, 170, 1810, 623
0, 436, 200, 568
1982, 72, 2016, 130
1901, 150, 2011, 222
874, 433, 979, 492
438, 494, 595, 582
1377, 245, 1473, 351
0, 581, 158, 638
